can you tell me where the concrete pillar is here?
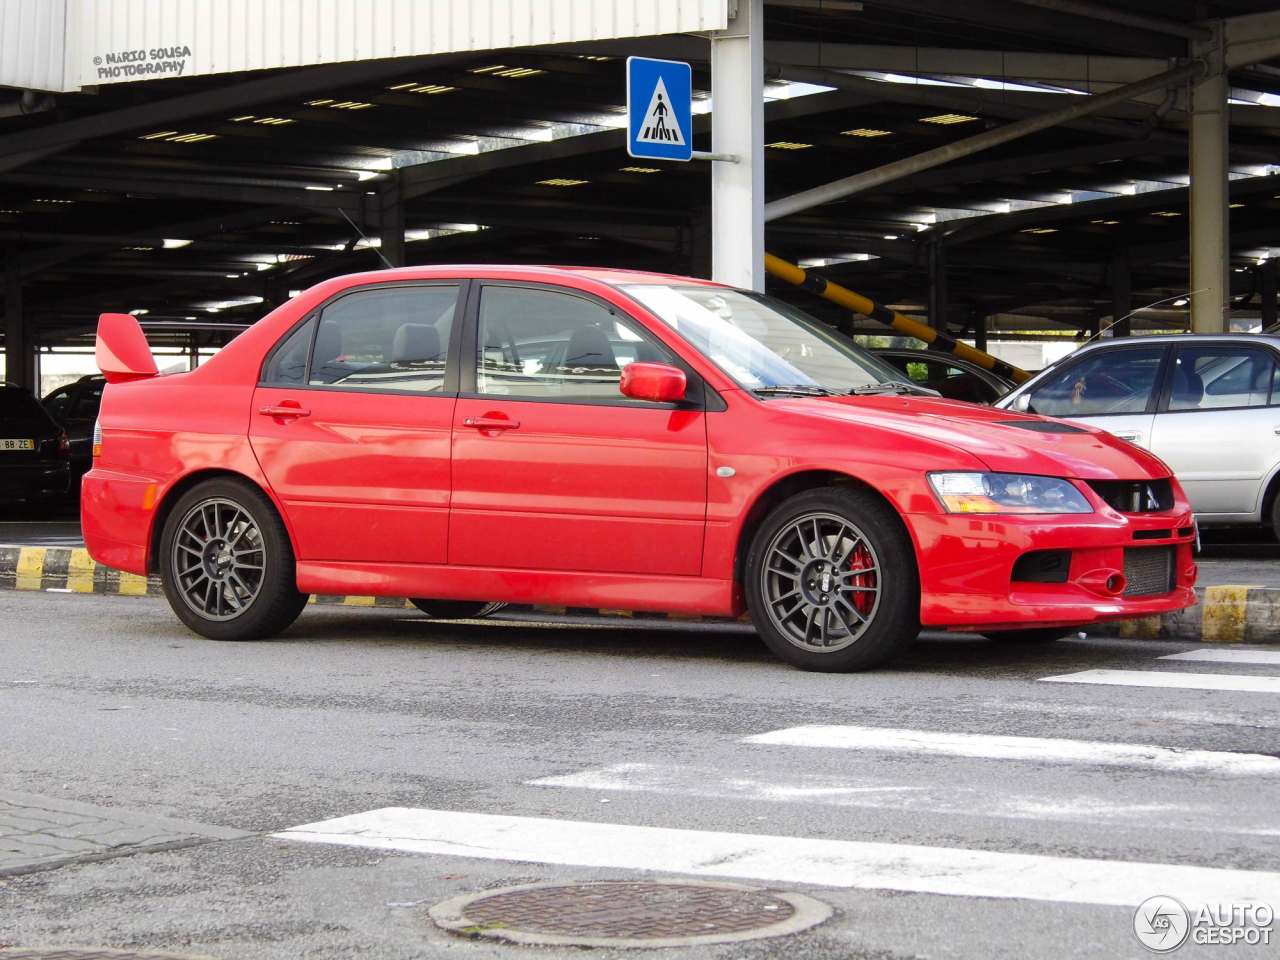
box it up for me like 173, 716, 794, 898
1110, 254, 1131, 337
1260, 259, 1277, 331
710, 0, 763, 291
380, 173, 406, 269
926, 241, 948, 345
4, 255, 34, 391
971, 309, 987, 353
1190, 26, 1230, 333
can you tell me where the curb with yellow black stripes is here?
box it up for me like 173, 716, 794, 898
4, 544, 1274, 640
0, 545, 737, 623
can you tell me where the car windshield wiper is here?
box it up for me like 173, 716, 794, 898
847, 380, 943, 398
753, 384, 837, 397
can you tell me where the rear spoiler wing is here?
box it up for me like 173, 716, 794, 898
96, 313, 159, 384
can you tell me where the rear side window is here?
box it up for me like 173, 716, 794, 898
264, 319, 314, 384
310, 285, 459, 393
0, 387, 56, 429
70, 380, 105, 419
1024, 347, 1164, 417
1170, 345, 1276, 411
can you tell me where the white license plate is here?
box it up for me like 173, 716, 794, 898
0, 439, 35, 451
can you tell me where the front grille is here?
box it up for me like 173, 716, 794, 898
1088, 478, 1173, 513
1123, 547, 1176, 597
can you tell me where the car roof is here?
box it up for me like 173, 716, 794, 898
316, 264, 731, 290
1073, 333, 1280, 351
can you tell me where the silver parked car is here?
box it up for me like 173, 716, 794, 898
996, 334, 1280, 534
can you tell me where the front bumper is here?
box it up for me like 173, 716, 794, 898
910, 502, 1198, 631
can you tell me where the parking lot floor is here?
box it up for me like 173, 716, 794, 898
2, 589, 1280, 959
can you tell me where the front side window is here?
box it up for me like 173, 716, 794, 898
620, 284, 905, 396
308, 285, 459, 392
1170, 345, 1276, 411
42, 387, 75, 421
475, 285, 674, 400
1024, 347, 1165, 417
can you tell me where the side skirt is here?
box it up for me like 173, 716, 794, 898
295, 562, 744, 618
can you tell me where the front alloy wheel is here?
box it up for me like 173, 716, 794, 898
745, 488, 919, 672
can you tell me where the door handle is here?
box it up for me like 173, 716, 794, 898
259, 404, 311, 420
463, 416, 520, 432
1113, 431, 1141, 442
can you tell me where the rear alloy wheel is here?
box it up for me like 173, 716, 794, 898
160, 478, 308, 641
408, 599, 507, 620
984, 627, 1075, 644
745, 488, 920, 672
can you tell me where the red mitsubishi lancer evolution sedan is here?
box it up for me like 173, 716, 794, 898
83, 265, 1197, 672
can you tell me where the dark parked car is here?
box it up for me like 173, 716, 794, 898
42, 374, 105, 490
0, 382, 70, 503
872, 348, 1014, 405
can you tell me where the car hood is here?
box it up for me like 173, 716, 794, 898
775, 394, 1170, 480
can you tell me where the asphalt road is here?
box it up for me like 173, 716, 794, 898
2, 590, 1280, 959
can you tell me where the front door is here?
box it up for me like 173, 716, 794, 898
1148, 342, 1280, 518
449, 282, 708, 576
249, 281, 463, 564
1019, 343, 1168, 452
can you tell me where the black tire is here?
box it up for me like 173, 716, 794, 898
744, 487, 920, 672
985, 627, 1075, 644
159, 477, 308, 641
408, 599, 506, 619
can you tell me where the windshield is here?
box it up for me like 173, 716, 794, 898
619, 284, 906, 395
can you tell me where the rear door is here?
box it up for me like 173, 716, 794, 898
1019, 343, 1169, 450
449, 282, 709, 576
249, 281, 464, 564
1148, 342, 1280, 518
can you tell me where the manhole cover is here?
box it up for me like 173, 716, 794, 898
0, 951, 215, 960
429, 879, 832, 948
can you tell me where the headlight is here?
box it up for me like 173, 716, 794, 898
928, 472, 1093, 515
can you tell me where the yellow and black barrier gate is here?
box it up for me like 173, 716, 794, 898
764, 253, 1031, 385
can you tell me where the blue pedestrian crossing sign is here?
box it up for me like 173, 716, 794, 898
626, 56, 693, 162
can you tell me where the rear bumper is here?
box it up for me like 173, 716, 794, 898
80, 469, 153, 576
0, 463, 70, 499
911, 505, 1198, 631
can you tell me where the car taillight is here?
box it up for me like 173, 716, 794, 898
92, 420, 102, 458
58, 431, 71, 459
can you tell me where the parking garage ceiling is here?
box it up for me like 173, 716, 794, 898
5, 0, 1280, 347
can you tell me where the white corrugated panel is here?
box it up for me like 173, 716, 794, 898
62, 0, 727, 90
0, 0, 68, 92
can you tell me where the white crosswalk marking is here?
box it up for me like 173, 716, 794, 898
1161, 648, 1280, 665
1041, 669, 1280, 693
740, 724, 1280, 774
275, 807, 1280, 908
528, 762, 1279, 834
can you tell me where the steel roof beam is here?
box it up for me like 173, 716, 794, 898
1003, 0, 1211, 41
858, 0, 1184, 58
0, 53, 474, 174
765, 60, 1207, 222
939, 164, 1280, 245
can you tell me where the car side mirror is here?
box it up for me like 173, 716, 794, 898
619, 362, 687, 403
1011, 393, 1032, 412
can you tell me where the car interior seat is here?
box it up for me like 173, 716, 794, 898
391, 323, 442, 367
560, 325, 618, 373
1169, 363, 1205, 409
